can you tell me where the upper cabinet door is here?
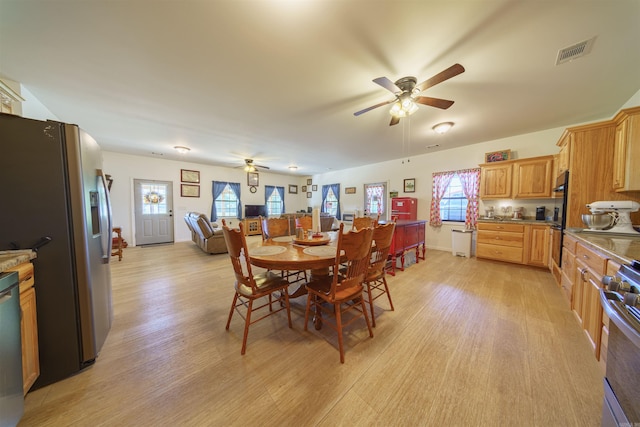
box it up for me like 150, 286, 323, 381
513, 156, 553, 198
480, 163, 512, 199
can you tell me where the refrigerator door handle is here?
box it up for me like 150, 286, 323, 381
97, 169, 113, 264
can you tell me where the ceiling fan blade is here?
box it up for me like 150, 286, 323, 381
353, 99, 395, 116
255, 164, 270, 170
389, 116, 400, 126
416, 63, 465, 92
414, 96, 455, 110
373, 77, 401, 94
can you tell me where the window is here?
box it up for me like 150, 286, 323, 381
215, 184, 239, 217
265, 186, 284, 216
440, 174, 468, 221
324, 187, 338, 216
364, 182, 386, 218
141, 183, 169, 215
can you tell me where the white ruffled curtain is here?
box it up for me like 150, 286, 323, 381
458, 168, 481, 229
429, 171, 454, 227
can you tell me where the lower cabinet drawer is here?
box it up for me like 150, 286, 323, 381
477, 243, 523, 263
477, 231, 523, 248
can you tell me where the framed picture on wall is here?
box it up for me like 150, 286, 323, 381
345, 187, 356, 194
247, 172, 259, 187
307, 178, 312, 185
302, 185, 307, 192
404, 178, 415, 193
181, 169, 200, 183
288, 184, 298, 194
312, 185, 318, 191
181, 184, 200, 197
306, 192, 312, 198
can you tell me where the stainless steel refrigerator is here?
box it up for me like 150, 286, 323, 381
0, 113, 113, 390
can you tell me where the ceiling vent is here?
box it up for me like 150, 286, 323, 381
556, 37, 596, 65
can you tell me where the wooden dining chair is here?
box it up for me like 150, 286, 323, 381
352, 214, 379, 231
260, 216, 291, 241
304, 223, 374, 363
295, 215, 313, 231
363, 222, 396, 327
221, 220, 292, 355
260, 216, 306, 284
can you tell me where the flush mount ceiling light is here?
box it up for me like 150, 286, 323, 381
174, 146, 190, 154
288, 165, 298, 171
432, 122, 454, 134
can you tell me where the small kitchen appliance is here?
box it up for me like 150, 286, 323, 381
583, 201, 640, 234
485, 206, 495, 219
536, 206, 545, 220
512, 207, 523, 220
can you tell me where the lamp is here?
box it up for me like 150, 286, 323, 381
432, 122, 454, 134
174, 146, 190, 154
389, 93, 419, 118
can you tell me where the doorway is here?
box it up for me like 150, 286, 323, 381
134, 179, 174, 246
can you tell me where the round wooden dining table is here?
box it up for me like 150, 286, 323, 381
248, 232, 339, 329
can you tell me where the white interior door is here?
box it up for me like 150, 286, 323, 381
134, 179, 174, 245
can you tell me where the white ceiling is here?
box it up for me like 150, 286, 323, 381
1, 1, 639, 176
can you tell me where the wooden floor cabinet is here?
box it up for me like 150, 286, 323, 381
7, 261, 40, 394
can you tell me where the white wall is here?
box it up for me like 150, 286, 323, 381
103, 152, 309, 244
311, 126, 565, 251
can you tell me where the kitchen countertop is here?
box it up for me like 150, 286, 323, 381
0, 250, 37, 273
478, 218, 554, 225
565, 231, 640, 265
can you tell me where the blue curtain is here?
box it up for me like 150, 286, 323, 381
331, 183, 341, 220
276, 186, 285, 215
265, 185, 275, 217
264, 185, 285, 217
229, 182, 241, 219
211, 181, 227, 221
321, 183, 341, 220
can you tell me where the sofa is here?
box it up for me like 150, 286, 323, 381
184, 212, 227, 254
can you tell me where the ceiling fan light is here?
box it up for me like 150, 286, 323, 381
389, 102, 403, 117
432, 122, 454, 134
406, 102, 419, 115
174, 145, 190, 154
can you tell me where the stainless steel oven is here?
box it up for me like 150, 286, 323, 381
552, 170, 569, 267
601, 263, 640, 426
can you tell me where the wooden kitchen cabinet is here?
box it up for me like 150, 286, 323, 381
557, 133, 571, 174
480, 162, 512, 199
512, 156, 553, 198
476, 222, 524, 263
7, 261, 39, 395
573, 242, 607, 359
524, 224, 550, 267
480, 155, 554, 199
477, 222, 549, 267
612, 106, 640, 192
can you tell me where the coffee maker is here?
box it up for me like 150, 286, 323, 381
536, 206, 545, 220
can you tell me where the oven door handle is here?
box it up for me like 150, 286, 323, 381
600, 289, 640, 349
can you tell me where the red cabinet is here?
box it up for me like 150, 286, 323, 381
386, 219, 426, 276
391, 197, 417, 221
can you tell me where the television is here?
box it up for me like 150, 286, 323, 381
245, 204, 266, 218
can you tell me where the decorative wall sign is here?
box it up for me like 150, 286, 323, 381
181, 169, 200, 183
288, 184, 298, 194
390, 191, 399, 198
181, 184, 200, 197
247, 172, 259, 186
484, 149, 511, 163
345, 187, 356, 194
404, 178, 415, 193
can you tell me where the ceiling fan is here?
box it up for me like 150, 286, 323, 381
354, 63, 465, 126
241, 158, 270, 172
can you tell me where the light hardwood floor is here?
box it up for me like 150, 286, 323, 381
20, 239, 603, 426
